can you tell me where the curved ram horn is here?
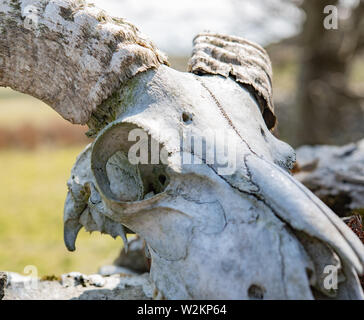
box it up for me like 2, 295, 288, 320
188, 33, 276, 129
0, 0, 168, 124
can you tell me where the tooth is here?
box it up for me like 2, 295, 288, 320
64, 219, 82, 252
63, 192, 85, 252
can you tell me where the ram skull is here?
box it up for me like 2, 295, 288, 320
1, 0, 364, 300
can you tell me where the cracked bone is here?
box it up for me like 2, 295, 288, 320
1, 0, 364, 300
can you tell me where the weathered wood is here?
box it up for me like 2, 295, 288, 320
294, 139, 364, 217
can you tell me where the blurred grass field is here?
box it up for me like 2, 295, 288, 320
0, 88, 123, 276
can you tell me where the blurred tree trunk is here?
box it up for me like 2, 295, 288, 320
296, 0, 364, 146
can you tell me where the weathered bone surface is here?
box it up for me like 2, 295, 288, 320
294, 139, 364, 217
65, 64, 364, 299
1, 0, 364, 300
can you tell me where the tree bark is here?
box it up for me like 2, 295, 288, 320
294, 138, 364, 217
296, 0, 364, 146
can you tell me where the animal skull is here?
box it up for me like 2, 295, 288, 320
1, 0, 363, 300
64, 62, 364, 299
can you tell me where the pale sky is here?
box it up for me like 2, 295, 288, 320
90, 0, 303, 55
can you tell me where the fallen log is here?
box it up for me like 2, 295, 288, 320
294, 139, 364, 217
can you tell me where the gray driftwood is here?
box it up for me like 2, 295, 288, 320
295, 139, 364, 217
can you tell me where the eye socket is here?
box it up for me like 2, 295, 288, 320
92, 122, 170, 203
182, 112, 193, 124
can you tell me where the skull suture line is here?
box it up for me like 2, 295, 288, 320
0, 0, 363, 299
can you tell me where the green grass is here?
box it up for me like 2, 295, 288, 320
0, 146, 123, 276
0, 87, 63, 128
0, 88, 122, 276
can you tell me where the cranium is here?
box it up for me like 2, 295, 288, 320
1, 0, 364, 300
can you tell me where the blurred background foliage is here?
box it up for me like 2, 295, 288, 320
0, 0, 363, 276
